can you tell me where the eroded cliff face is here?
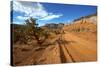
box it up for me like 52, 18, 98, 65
73, 14, 97, 24
86, 15, 97, 24
62, 13, 97, 33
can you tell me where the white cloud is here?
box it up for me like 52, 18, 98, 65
40, 14, 63, 20
17, 16, 29, 20
13, 21, 24, 24
13, 1, 63, 21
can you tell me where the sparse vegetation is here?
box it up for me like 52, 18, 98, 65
12, 24, 27, 44
12, 17, 50, 46
25, 17, 50, 45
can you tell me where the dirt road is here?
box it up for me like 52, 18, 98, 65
14, 32, 97, 65
33, 32, 97, 64
58, 32, 97, 62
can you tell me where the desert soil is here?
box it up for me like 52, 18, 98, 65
13, 31, 97, 66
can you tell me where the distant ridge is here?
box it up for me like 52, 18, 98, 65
73, 13, 97, 22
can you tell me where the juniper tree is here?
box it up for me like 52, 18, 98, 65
25, 17, 49, 45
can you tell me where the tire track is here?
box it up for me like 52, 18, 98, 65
58, 43, 67, 63
56, 36, 75, 63
63, 44, 75, 62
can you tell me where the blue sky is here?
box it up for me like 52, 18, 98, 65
11, 1, 97, 26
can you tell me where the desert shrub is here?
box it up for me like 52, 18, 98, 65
71, 27, 90, 32
12, 24, 27, 44
12, 17, 51, 45
25, 17, 49, 45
